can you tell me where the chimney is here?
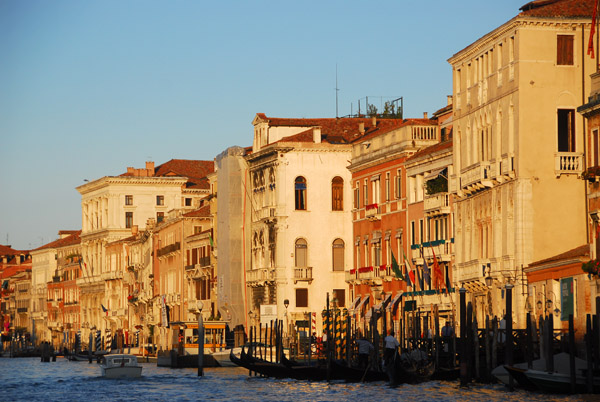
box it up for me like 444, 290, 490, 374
127, 167, 134, 175
371, 116, 377, 127
313, 127, 321, 144
423, 112, 428, 119
359, 122, 365, 134
146, 161, 155, 177
447, 95, 453, 106
132, 225, 139, 236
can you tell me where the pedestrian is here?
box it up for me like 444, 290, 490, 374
355, 336, 374, 369
383, 330, 399, 366
441, 321, 454, 337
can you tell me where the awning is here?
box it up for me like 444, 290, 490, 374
355, 294, 370, 314
424, 167, 447, 181
374, 293, 392, 312
349, 296, 361, 311
386, 292, 403, 313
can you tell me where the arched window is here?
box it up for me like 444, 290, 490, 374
331, 177, 343, 211
332, 238, 345, 271
295, 238, 307, 267
295, 176, 307, 210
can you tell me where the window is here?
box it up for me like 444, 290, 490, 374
194, 226, 202, 235
332, 176, 343, 211
185, 198, 192, 207
411, 221, 416, 246
354, 182, 360, 209
557, 35, 574, 66
332, 239, 345, 271
125, 195, 133, 206
156, 195, 164, 206
385, 172, 390, 201
557, 109, 576, 152
363, 179, 368, 206
593, 129, 599, 167
371, 177, 380, 205
295, 238, 307, 267
157, 212, 164, 223
296, 288, 308, 308
333, 289, 346, 308
373, 242, 381, 266
125, 212, 133, 228
294, 177, 306, 210
395, 169, 402, 199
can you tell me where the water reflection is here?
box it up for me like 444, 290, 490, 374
0, 358, 580, 402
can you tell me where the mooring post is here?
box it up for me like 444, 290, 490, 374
197, 300, 204, 377
459, 287, 467, 387
505, 283, 514, 391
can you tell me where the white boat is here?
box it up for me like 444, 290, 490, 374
100, 354, 143, 378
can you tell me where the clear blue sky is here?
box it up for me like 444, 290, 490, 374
0, 0, 525, 250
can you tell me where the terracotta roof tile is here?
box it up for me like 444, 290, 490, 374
33, 231, 81, 251
406, 140, 453, 162
183, 205, 211, 218
154, 159, 214, 180
519, 0, 594, 18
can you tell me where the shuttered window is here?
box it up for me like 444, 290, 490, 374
296, 288, 308, 308
332, 239, 345, 271
332, 176, 343, 211
557, 35, 573, 65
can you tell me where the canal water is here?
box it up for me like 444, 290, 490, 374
0, 357, 582, 402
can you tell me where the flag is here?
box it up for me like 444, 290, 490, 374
391, 252, 404, 280
209, 235, 214, 248
589, 0, 599, 58
431, 246, 446, 291
101, 304, 108, 316
402, 247, 415, 288
422, 249, 431, 285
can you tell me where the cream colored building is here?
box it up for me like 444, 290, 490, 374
246, 114, 381, 333
75, 160, 213, 340
30, 244, 57, 342
448, 0, 593, 326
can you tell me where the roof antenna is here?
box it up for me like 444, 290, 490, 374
335, 64, 339, 118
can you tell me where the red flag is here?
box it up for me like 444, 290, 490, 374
589, 0, 599, 58
431, 246, 445, 291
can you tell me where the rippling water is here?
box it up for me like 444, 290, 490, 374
0, 357, 582, 402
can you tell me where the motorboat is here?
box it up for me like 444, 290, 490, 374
100, 354, 142, 378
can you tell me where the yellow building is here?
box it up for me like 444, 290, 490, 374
448, 0, 594, 327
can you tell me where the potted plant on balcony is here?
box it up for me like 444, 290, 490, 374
581, 259, 600, 278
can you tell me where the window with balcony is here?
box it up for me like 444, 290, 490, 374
295, 238, 307, 267
296, 288, 308, 308
557, 35, 574, 66
294, 176, 307, 210
372, 241, 381, 267
156, 195, 164, 206
557, 109, 575, 152
125, 212, 133, 229
125, 195, 133, 205
332, 239, 344, 271
371, 177, 380, 206
332, 176, 343, 211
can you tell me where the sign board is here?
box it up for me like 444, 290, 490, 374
260, 304, 277, 326
560, 277, 574, 321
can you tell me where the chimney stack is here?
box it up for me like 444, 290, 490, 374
359, 122, 365, 134
132, 225, 139, 236
423, 112, 428, 119
447, 95, 453, 106
313, 127, 321, 144
146, 161, 155, 176
371, 116, 377, 127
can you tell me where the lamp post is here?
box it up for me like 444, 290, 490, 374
196, 300, 204, 377
283, 299, 289, 338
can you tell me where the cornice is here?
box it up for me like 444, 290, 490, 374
77, 176, 188, 194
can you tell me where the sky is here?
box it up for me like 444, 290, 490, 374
0, 0, 526, 250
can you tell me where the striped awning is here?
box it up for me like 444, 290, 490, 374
355, 294, 370, 314
386, 292, 403, 313
349, 296, 361, 312
374, 293, 392, 311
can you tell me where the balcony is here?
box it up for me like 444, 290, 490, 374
157, 242, 181, 257
365, 204, 381, 220
346, 265, 391, 285
17, 307, 28, 313
555, 152, 583, 177
101, 270, 123, 281
293, 267, 313, 284
460, 162, 493, 195
423, 193, 450, 216
246, 268, 275, 286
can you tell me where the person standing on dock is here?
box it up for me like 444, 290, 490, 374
383, 330, 399, 366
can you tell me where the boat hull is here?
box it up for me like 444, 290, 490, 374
101, 366, 143, 378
